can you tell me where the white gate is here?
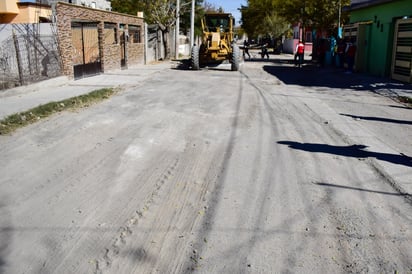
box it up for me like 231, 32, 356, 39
391, 18, 412, 83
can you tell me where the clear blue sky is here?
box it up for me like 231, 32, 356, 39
205, 0, 247, 24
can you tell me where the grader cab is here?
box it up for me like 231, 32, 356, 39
191, 13, 240, 71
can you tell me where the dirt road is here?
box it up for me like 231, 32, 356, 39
1, 60, 411, 273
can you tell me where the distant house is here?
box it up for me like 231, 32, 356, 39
282, 23, 314, 55
47, 0, 112, 11
344, 0, 412, 83
0, 0, 112, 24
0, 0, 52, 23
55, 2, 145, 79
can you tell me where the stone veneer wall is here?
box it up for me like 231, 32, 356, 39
56, 2, 144, 78
128, 44, 145, 64
103, 44, 121, 71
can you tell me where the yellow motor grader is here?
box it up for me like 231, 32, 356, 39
191, 13, 240, 71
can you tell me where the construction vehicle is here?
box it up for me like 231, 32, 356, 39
191, 13, 240, 71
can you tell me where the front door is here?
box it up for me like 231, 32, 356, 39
72, 22, 101, 79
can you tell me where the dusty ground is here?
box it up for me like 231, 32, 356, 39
1, 59, 411, 273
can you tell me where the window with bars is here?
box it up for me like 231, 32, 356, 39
129, 25, 142, 44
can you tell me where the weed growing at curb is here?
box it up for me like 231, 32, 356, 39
0, 88, 117, 135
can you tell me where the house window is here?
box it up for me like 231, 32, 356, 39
129, 25, 141, 43
104, 23, 117, 44
294, 30, 299, 39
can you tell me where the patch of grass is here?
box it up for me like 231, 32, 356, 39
0, 87, 117, 135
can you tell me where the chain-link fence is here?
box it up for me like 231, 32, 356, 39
0, 23, 61, 90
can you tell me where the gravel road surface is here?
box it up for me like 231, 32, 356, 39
1, 60, 411, 273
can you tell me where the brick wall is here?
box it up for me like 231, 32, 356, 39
56, 2, 144, 78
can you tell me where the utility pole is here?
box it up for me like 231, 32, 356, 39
190, 0, 195, 48
338, 0, 342, 38
175, 0, 180, 59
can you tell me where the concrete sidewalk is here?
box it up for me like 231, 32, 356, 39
0, 62, 172, 120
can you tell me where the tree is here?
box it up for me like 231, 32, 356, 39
142, 0, 180, 59
277, 0, 350, 37
203, 0, 221, 12
180, 0, 206, 39
241, 0, 350, 40
112, 0, 203, 60
241, 0, 288, 39
110, 0, 144, 15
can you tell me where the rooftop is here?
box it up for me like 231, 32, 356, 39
350, 0, 399, 10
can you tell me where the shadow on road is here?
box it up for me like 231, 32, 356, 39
388, 105, 412, 110
277, 141, 412, 168
313, 182, 407, 196
0, 201, 11, 274
262, 63, 412, 94
340, 113, 412, 125
172, 58, 234, 72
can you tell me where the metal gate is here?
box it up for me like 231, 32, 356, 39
343, 22, 371, 73
391, 18, 412, 83
71, 22, 101, 79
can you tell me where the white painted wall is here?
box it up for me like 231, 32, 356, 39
45, 0, 111, 11
71, 0, 111, 10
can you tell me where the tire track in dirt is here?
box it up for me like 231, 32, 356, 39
239, 66, 412, 272
281, 85, 410, 271
172, 71, 245, 273
81, 70, 242, 273
246, 73, 329, 271
92, 157, 180, 273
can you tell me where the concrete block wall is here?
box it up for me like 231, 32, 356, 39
56, 2, 144, 78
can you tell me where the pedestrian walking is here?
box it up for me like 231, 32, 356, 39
243, 40, 251, 60
261, 43, 269, 59
294, 40, 305, 67
318, 39, 327, 68
336, 38, 346, 68
345, 38, 357, 73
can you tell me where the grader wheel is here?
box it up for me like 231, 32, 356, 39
191, 45, 200, 70
231, 44, 240, 71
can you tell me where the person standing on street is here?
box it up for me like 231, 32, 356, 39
243, 40, 251, 60
318, 39, 327, 68
261, 43, 269, 59
295, 40, 305, 67
345, 38, 357, 73
336, 38, 346, 68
